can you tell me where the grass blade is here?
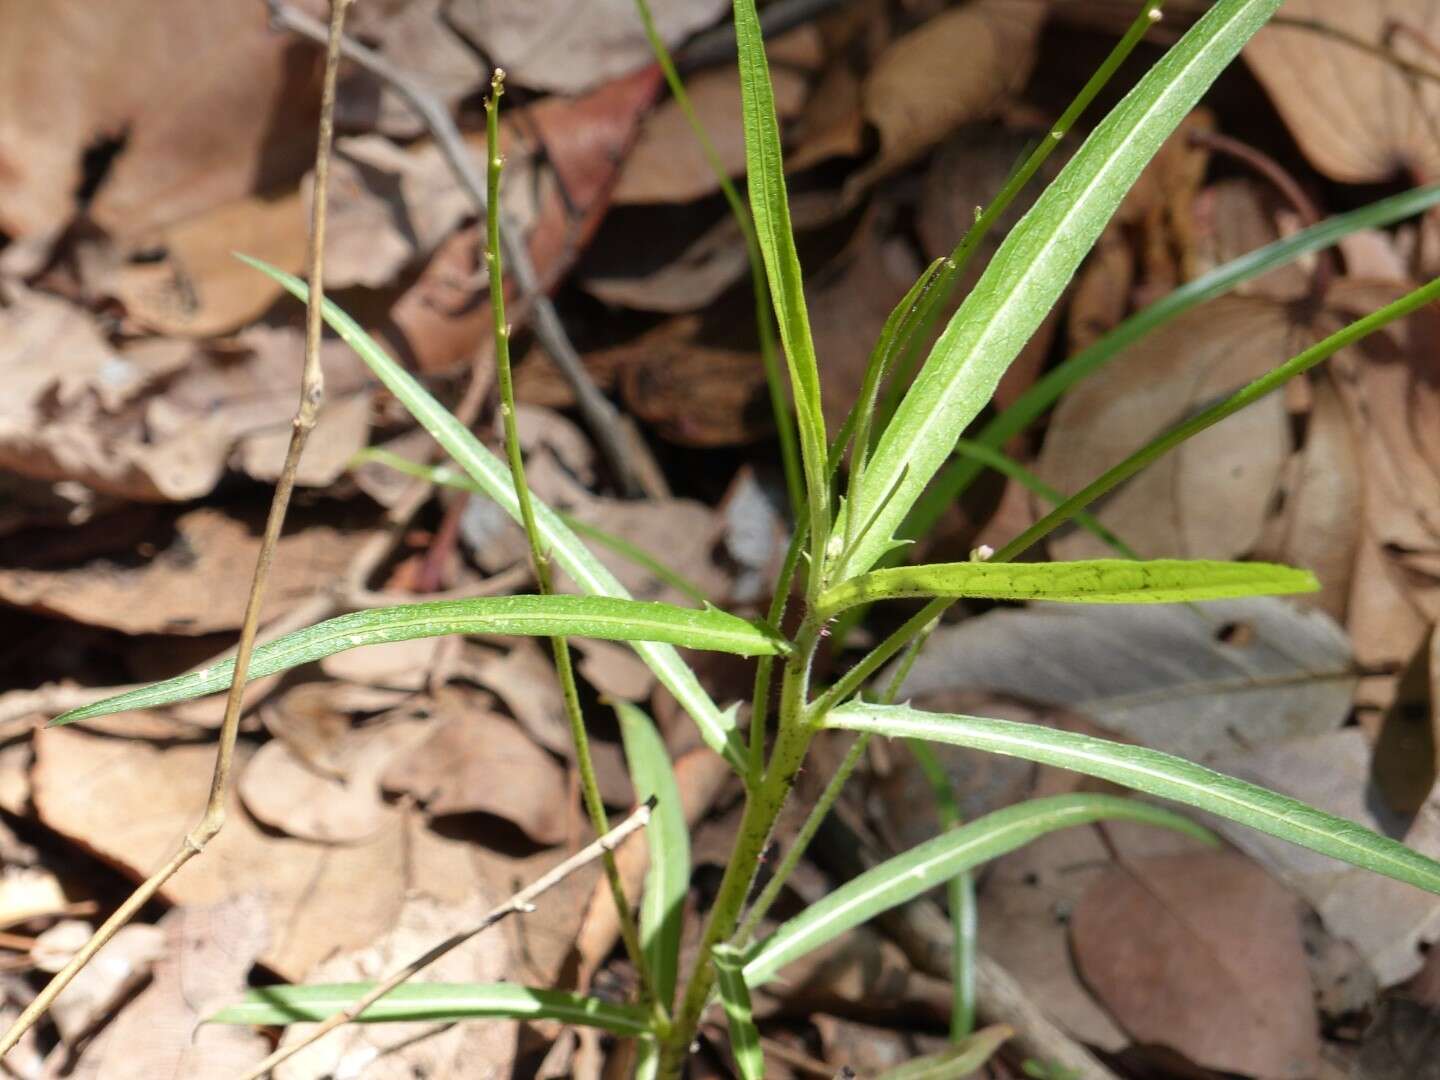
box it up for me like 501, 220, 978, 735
239, 256, 746, 771
743, 793, 1212, 986
874, 1025, 1012, 1080
825, 702, 1440, 897
816, 558, 1316, 617
53, 596, 787, 726
733, 0, 830, 577
616, 702, 690, 1009
838, 0, 1282, 580
209, 982, 651, 1035
712, 944, 764, 1080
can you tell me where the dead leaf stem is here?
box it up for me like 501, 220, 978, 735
264, 0, 666, 499
233, 798, 654, 1079
0, 0, 353, 1055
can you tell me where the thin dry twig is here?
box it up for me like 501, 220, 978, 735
263, 0, 667, 500
0, 0, 355, 1056
235, 797, 656, 1080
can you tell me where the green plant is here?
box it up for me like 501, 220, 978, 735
32, 0, 1440, 1076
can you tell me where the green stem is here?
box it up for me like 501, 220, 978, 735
486, 74, 656, 1012
633, 0, 804, 524
749, 521, 808, 783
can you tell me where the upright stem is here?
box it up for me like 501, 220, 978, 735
485, 72, 656, 1012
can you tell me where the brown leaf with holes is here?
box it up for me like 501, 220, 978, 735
1071, 850, 1319, 1079
0, 504, 378, 635
0, 1, 320, 245
1246, 1, 1440, 183
848, 0, 1046, 192
32, 725, 485, 981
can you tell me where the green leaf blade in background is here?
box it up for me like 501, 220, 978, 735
742, 793, 1213, 986
712, 944, 764, 1080
616, 702, 690, 1010
239, 257, 746, 772
732, 0, 831, 568
838, 0, 1283, 580
873, 1025, 1013, 1080
816, 558, 1317, 616
824, 702, 1440, 897
53, 596, 786, 726
209, 982, 652, 1035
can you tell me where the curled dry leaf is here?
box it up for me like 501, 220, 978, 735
382, 694, 572, 846
239, 717, 431, 844
0, 0, 320, 244
1245, 1, 1440, 183
270, 896, 513, 1080
891, 597, 1355, 764
32, 726, 485, 980
848, 0, 1047, 193
613, 64, 808, 205
447, 0, 729, 95
0, 505, 377, 635
1071, 850, 1319, 1079
66, 896, 270, 1080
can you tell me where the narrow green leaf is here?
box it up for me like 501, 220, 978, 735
355, 449, 715, 607
615, 702, 689, 1010
239, 257, 746, 771
712, 944, 764, 1080
825, 702, 1440, 897
208, 982, 651, 1035
53, 596, 787, 726
816, 558, 1317, 617
839, 0, 1282, 580
874, 1025, 1012, 1080
733, 0, 830, 568
743, 793, 1212, 986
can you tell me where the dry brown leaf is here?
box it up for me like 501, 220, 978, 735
573, 637, 656, 701
813, 1015, 943, 1076
270, 896, 513, 1080
787, 62, 866, 172
448, 0, 728, 95
1037, 295, 1300, 561
31, 726, 483, 980
46, 923, 164, 1046
1193, 179, 1316, 302
67, 896, 270, 1080
0, 504, 377, 635
1209, 728, 1440, 985
613, 65, 808, 205
321, 636, 442, 691
848, 0, 1046, 192
582, 212, 753, 313
83, 189, 309, 338
466, 639, 572, 756
382, 693, 572, 845
0, 1, 320, 244
566, 495, 729, 605
1245, 2, 1440, 183
389, 225, 495, 376
1071, 850, 1319, 1079
1354, 998, 1440, 1079
239, 716, 430, 844
719, 465, 788, 606
1371, 631, 1440, 815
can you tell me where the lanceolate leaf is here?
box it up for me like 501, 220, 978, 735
52, 597, 786, 726
838, 0, 1282, 580
712, 944, 764, 1080
616, 702, 690, 1010
733, 0, 830, 566
815, 559, 1317, 617
825, 702, 1440, 897
240, 257, 745, 771
209, 982, 652, 1035
743, 794, 1213, 986
874, 1025, 1013, 1080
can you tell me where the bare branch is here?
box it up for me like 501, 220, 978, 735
235, 798, 656, 1080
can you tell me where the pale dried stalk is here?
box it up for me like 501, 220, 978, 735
0, 0, 353, 1056
235, 798, 655, 1080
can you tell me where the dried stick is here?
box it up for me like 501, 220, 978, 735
264, 0, 666, 499
235, 798, 655, 1080
0, 0, 354, 1056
